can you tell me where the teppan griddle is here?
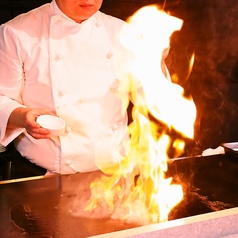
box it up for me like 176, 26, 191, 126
1, 153, 238, 238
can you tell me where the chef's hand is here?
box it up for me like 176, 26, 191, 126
8, 107, 54, 139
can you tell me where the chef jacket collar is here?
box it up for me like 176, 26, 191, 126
50, 0, 98, 26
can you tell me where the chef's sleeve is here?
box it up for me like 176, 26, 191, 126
0, 24, 26, 146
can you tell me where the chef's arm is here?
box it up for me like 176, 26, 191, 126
7, 107, 52, 139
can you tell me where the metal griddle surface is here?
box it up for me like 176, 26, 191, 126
1, 153, 238, 238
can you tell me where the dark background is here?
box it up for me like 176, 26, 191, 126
0, 0, 238, 166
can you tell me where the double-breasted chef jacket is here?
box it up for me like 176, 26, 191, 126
0, 0, 128, 174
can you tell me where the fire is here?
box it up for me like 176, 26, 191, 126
84, 5, 196, 224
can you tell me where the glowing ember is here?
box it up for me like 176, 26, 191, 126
84, 5, 196, 225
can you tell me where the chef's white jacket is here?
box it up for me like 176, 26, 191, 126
0, 0, 128, 174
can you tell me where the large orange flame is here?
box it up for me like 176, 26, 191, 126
85, 5, 196, 225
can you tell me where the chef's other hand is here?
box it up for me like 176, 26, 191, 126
8, 107, 54, 139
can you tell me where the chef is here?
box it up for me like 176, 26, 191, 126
0, 0, 171, 175
0, 0, 129, 174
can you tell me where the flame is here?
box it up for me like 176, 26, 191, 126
84, 5, 196, 224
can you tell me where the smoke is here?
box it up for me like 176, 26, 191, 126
166, 0, 238, 152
